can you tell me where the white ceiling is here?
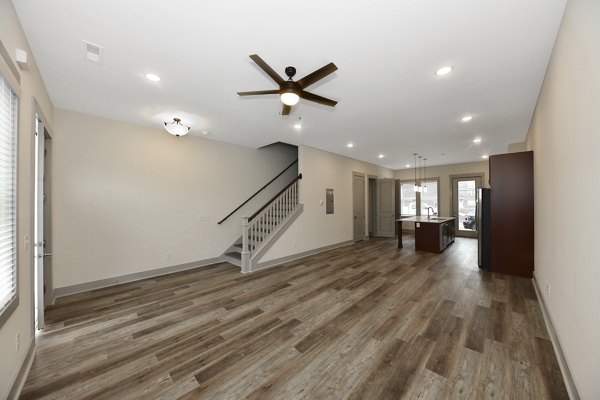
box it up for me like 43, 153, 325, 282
13, 0, 566, 169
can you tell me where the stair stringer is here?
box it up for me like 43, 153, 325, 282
247, 204, 303, 272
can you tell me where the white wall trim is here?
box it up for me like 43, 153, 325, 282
250, 240, 354, 273
53, 257, 222, 299
532, 274, 580, 400
7, 336, 35, 400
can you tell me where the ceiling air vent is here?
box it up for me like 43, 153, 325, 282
83, 40, 103, 64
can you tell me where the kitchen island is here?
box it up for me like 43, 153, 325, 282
396, 216, 455, 253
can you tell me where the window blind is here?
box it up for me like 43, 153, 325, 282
0, 72, 17, 314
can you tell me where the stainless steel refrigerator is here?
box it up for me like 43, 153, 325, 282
477, 188, 491, 269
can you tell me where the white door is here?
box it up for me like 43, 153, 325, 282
352, 173, 365, 241
377, 178, 396, 237
34, 116, 45, 330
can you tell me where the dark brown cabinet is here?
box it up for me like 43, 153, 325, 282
489, 151, 534, 278
414, 218, 455, 253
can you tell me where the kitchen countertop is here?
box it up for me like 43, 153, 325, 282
396, 216, 455, 224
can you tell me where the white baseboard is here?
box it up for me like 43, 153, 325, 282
532, 274, 580, 400
251, 240, 354, 273
53, 257, 222, 299
7, 336, 36, 400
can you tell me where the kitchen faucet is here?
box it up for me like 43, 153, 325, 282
427, 207, 435, 218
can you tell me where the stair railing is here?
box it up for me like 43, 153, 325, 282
241, 173, 302, 269
218, 159, 298, 224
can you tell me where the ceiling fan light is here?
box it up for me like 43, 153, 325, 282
280, 92, 300, 106
164, 118, 190, 137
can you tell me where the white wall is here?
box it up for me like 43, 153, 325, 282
260, 145, 394, 263
51, 109, 297, 289
0, 0, 54, 396
394, 160, 489, 229
526, 0, 600, 397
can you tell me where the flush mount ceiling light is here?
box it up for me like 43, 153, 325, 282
473, 138, 482, 143
461, 115, 473, 122
347, 142, 354, 148
145, 73, 160, 82
163, 118, 190, 137
436, 65, 453, 76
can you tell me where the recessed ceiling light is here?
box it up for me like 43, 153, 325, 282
462, 115, 473, 122
482, 154, 489, 159
347, 143, 354, 148
436, 66, 453, 76
145, 73, 160, 82
406, 164, 410, 168
378, 154, 384, 159
473, 138, 482, 143
294, 123, 302, 129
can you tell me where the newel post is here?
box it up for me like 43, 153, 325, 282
241, 216, 251, 273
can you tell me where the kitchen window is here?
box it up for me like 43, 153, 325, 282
399, 178, 440, 217
0, 72, 18, 327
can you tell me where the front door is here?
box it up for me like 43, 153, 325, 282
376, 178, 396, 237
34, 116, 45, 329
452, 176, 483, 238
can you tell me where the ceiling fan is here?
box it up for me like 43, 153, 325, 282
237, 54, 338, 115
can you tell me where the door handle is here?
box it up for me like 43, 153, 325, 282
43, 253, 53, 257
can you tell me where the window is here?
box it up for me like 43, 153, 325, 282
400, 182, 416, 216
0, 72, 18, 324
399, 179, 440, 217
420, 180, 439, 215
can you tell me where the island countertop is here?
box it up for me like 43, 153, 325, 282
396, 216, 455, 224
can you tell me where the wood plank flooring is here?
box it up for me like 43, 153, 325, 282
20, 236, 569, 399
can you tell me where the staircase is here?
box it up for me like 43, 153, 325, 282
222, 174, 303, 272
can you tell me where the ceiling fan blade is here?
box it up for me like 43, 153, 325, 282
297, 62, 338, 88
249, 54, 285, 86
300, 91, 338, 107
237, 90, 280, 96
281, 104, 291, 115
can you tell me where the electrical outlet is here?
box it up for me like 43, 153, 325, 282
546, 283, 550, 297
16, 332, 20, 352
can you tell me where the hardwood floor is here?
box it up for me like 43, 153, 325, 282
21, 236, 568, 399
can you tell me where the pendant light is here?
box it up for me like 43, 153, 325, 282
413, 153, 418, 192
423, 158, 428, 193
417, 156, 423, 192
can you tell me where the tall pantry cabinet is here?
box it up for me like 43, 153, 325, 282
489, 151, 534, 278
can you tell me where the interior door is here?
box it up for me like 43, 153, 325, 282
452, 176, 483, 238
376, 178, 396, 237
34, 116, 45, 329
352, 173, 365, 241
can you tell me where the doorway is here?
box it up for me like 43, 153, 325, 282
368, 176, 377, 237
34, 113, 51, 330
451, 175, 483, 238
352, 172, 365, 241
